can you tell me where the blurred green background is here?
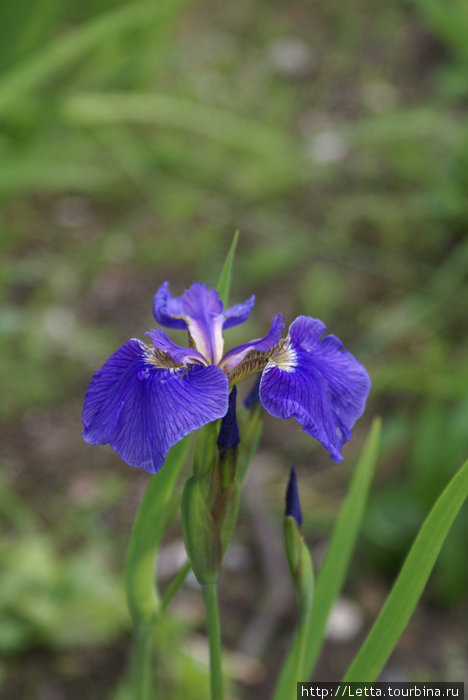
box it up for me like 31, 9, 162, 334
1, 0, 467, 697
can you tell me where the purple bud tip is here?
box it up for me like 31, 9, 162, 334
243, 375, 261, 410
217, 386, 240, 449
285, 465, 302, 526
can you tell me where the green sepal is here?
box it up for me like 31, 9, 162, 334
284, 516, 301, 577
284, 516, 314, 615
212, 481, 240, 556
193, 421, 219, 479
181, 476, 222, 584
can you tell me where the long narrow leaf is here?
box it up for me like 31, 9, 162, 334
216, 231, 239, 307
273, 419, 381, 699
344, 457, 468, 682
303, 418, 381, 675
125, 436, 190, 627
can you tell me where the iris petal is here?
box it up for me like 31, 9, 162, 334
220, 313, 285, 373
223, 295, 255, 329
181, 282, 224, 318
289, 316, 370, 430
181, 283, 225, 363
260, 316, 371, 462
82, 339, 229, 473
153, 282, 256, 364
146, 328, 207, 365
153, 282, 187, 329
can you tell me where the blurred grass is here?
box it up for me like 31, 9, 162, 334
1, 0, 468, 696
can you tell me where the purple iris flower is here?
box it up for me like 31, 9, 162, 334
82, 282, 370, 473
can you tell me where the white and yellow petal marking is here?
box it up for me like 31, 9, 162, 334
267, 338, 297, 372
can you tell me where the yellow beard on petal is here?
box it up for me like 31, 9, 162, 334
269, 339, 297, 372
145, 347, 183, 369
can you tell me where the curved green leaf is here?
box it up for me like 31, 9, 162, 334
345, 457, 468, 682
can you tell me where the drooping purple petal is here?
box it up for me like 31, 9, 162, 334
223, 295, 255, 329
289, 316, 370, 431
220, 313, 285, 373
260, 316, 371, 462
145, 328, 207, 365
289, 316, 326, 348
153, 282, 187, 329
82, 339, 229, 473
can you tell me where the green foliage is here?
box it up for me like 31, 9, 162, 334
0, 532, 127, 654
345, 458, 468, 681
216, 231, 239, 307
1, 0, 468, 694
365, 401, 468, 603
125, 437, 190, 627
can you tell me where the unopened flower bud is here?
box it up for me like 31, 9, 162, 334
217, 386, 240, 450
285, 465, 302, 526
181, 476, 222, 584
243, 375, 261, 411
283, 466, 314, 614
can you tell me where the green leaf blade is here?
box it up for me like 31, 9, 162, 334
344, 457, 468, 682
273, 419, 381, 699
216, 231, 239, 307
124, 436, 190, 628
303, 418, 382, 676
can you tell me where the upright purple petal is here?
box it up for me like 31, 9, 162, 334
260, 316, 371, 462
180, 283, 225, 363
153, 282, 256, 364
82, 339, 229, 473
223, 295, 256, 329
182, 282, 223, 318
153, 282, 187, 329
220, 314, 285, 373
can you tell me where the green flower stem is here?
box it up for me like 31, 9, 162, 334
291, 616, 308, 700
131, 625, 153, 700
160, 561, 191, 613
202, 583, 224, 700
